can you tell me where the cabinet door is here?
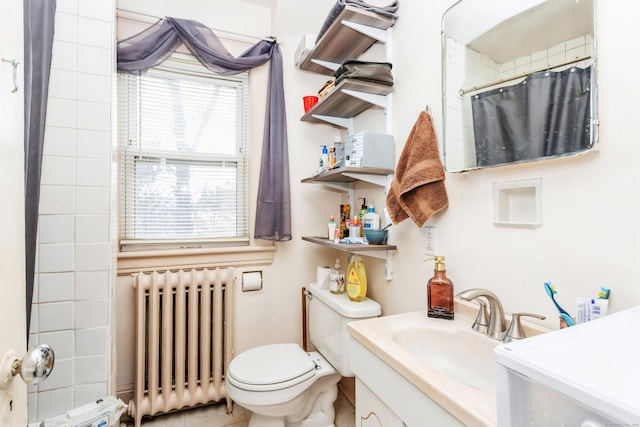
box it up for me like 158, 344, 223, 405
356, 378, 405, 427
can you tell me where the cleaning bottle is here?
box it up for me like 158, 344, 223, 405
329, 258, 345, 294
426, 256, 454, 320
363, 205, 380, 230
346, 255, 367, 302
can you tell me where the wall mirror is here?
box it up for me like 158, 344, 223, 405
441, 0, 597, 172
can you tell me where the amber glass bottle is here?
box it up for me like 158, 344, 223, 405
427, 256, 454, 320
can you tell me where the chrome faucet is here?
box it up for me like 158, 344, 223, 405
457, 288, 506, 340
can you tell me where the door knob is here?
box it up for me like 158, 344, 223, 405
0, 344, 55, 389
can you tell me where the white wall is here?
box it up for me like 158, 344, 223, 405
273, 0, 640, 330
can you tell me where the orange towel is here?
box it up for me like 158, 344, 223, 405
386, 111, 448, 227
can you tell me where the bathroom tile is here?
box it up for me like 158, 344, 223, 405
566, 35, 586, 50
567, 45, 586, 60
41, 155, 76, 186
77, 129, 110, 158
38, 271, 74, 302
39, 330, 75, 359
77, 74, 111, 104
75, 327, 108, 356
77, 101, 111, 132
38, 243, 75, 273
76, 186, 109, 214
75, 243, 110, 271
76, 157, 110, 187
28, 392, 38, 424
54, 12, 78, 43
39, 215, 74, 244
76, 215, 109, 243
51, 40, 78, 72
39, 185, 76, 215
38, 358, 74, 391
548, 52, 566, 69
38, 301, 74, 332
78, 17, 112, 50
78, 0, 113, 22
75, 271, 109, 301
48, 68, 77, 100
29, 306, 38, 334
75, 355, 108, 384
56, 0, 78, 15
547, 41, 566, 56
183, 401, 236, 426
44, 126, 77, 157
46, 97, 77, 129
77, 45, 112, 76
74, 299, 108, 329
37, 387, 73, 420
74, 382, 108, 407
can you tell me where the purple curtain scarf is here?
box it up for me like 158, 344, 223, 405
117, 17, 291, 241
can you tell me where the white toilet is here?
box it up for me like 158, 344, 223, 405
226, 284, 381, 427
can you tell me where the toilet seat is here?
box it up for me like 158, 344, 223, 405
227, 343, 318, 392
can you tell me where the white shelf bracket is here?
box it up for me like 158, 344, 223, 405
311, 114, 354, 133
310, 58, 340, 72
341, 20, 388, 43
341, 89, 388, 108
316, 181, 352, 192
341, 172, 387, 187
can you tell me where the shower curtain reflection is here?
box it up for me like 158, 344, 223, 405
471, 65, 592, 167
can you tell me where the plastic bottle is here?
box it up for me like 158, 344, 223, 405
329, 258, 345, 294
346, 255, 367, 302
320, 145, 329, 171
358, 198, 367, 236
427, 256, 454, 320
363, 205, 380, 230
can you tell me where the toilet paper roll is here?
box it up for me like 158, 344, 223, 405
316, 265, 331, 289
242, 271, 263, 292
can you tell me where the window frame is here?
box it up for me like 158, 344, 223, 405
117, 53, 251, 251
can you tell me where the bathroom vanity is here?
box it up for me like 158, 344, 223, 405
347, 300, 548, 426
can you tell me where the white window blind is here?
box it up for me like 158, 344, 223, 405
118, 56, 250, 248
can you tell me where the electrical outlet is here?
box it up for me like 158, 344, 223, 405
424, 227, 437, 256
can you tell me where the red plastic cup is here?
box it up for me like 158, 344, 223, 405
303, 95, 319, 113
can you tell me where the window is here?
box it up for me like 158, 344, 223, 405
118, 56, 250, 249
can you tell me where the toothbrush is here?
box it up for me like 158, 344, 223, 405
560, 312, 576, 327
598, 286, 610, 299
543, 282, 572, 318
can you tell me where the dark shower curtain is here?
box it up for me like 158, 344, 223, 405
471, 65, 592, 167
24, 0, 56, 334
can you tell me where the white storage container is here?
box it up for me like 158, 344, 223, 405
494, 305, 640, 426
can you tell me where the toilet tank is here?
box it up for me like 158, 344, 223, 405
308, 286, 381, 377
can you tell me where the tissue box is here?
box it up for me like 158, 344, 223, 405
345, 131, 394, 169
294, 34, 316, 68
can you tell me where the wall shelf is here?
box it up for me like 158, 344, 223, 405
300, 79, 393, 129
302, 236, 396, 255
298, 6, 396, 75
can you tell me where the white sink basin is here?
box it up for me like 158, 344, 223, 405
391, 321, 497, 392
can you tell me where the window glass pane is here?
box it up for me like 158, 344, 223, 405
140, 72, 238, 156
132, 157, 240, 239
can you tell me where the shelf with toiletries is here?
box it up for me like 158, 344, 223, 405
302, 236, 396, 254
297, 6, 396, 76
302, 165, 393, 186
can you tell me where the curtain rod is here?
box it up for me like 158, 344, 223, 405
116, 8, 277, 43
459, 55, 592, 97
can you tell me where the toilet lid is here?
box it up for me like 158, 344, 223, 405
228, 343, 317, 389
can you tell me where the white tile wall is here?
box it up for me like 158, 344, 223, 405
30, 0, 114, 422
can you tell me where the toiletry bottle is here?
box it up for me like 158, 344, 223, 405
320, 145, 329, 171
358, 198, 367, 236
329, 258, 345, 294
427, 256, 454, 320
328, 215, 336, 240
346, 255, 367, 302
328, 145, 336, 170
363, 205, 380, 230
348, 216, 360, 240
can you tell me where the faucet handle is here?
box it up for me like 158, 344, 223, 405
502, 312, 546, 343
471, 299, 489, 334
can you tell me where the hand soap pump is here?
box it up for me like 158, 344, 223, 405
426, 256, 454, 320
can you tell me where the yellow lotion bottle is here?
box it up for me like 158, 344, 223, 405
346, 255, 367, 302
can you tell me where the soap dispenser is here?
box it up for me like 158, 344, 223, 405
426, 256, 454, 320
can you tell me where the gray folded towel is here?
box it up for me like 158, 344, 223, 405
316, 0, 400, 43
